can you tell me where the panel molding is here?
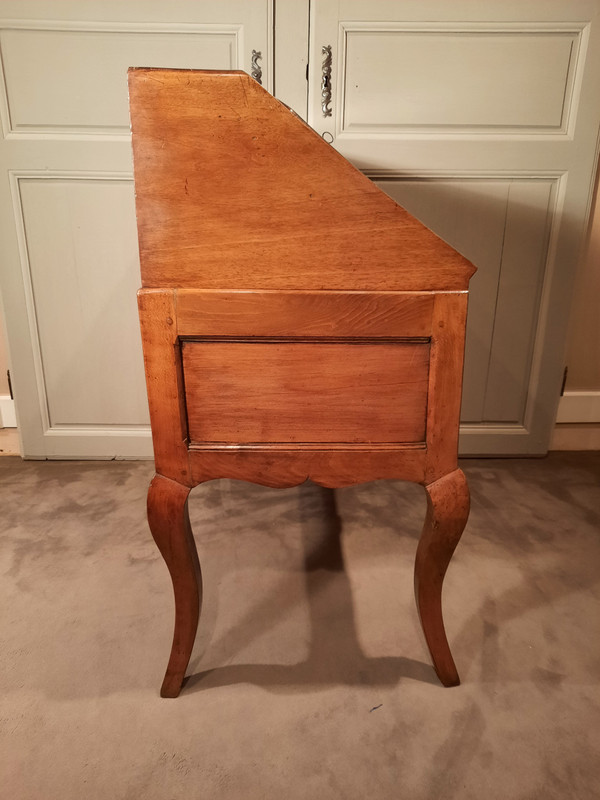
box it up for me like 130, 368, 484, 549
458, 422, 529, 456
336, 21, 589, 139
363, 168, 565, 180
8, 169, 144, 438
44, 426, 150, 437
460, 422, 529, 440
0, 19, 244, 140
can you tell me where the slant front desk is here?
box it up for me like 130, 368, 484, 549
129, 68, 476, 698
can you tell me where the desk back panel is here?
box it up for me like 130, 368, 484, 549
138, 288, 467, 487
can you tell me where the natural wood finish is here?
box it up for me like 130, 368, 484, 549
130, 68, 475, 696
147, 474, 202, 698
425, 292, 469, 483
176, 290, 435, 338
189, 447, 426, 489
415, 469, 470, 687
129, 68, 475, 292
182, 340, 429, 445
137, 290, 190, 485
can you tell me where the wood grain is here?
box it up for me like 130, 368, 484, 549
182, 340, 429, 445
147, 474, 202, 698
130, 69, 475, 696
129, 68, 475, 292
176, 290, 435, 338
189, 447, 426, 488
415, 469, 470, 687
137, 289, 190, 485
424, 292, 469, 483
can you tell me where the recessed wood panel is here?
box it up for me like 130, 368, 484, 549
0, 26, 238, 136
343, 29, 578, 133
182, 340, 430, 444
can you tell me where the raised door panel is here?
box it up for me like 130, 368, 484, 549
341, 28, 578, 134
309, 4, 590, 158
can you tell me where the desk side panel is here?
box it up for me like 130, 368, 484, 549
128, 69, 475, 292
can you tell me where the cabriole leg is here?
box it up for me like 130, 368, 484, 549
147, 474, 202, 698
414, 469, 469, 687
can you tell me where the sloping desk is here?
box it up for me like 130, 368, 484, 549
129, 68, 476, 698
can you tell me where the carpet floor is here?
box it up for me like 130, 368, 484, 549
1, 452, 599, 799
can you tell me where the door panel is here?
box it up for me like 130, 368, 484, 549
0, 0, 272, 457
17, 176, 147, 427
309, 0, 600, 454
376, 178, 554, 425
341, 29, 577, 134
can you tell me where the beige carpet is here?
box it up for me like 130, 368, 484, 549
1, 453, 599, 799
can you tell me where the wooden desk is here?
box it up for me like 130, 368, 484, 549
129, 68, 476, 698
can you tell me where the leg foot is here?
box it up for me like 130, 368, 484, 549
415, 469, 469, 687
147, 474, 202, 698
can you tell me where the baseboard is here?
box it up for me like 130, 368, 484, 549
0, 395, 16, 428
3, 390, 598, 453
556, 391, 600, 423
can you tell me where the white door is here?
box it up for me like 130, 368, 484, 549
308, 0, 600, 455
0, 0, 272, 457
